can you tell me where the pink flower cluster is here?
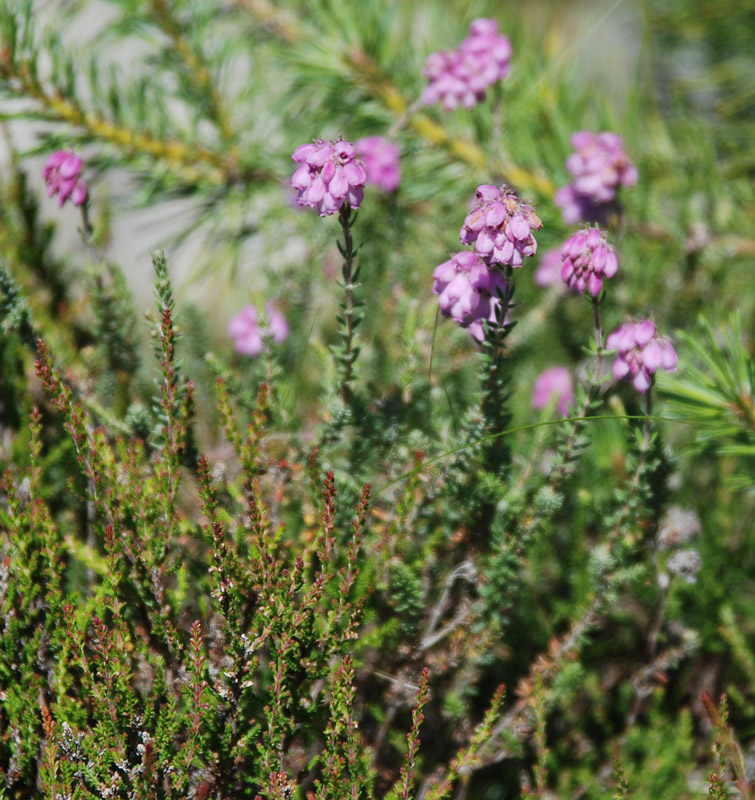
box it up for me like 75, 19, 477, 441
560, 228, 618, 296
43, 150, 87, 208
292, 139, 367, 216
460, 185, 542, 268
433, 185, 541, 341
606, 319, 678, 393
227, 303, 289, 358
432, 251, 507, 342
555, 132, 638, 224
355, 136, 401, 192
422, 18, 512, 111
532, 367, 574, 416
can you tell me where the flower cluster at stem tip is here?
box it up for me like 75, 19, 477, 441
607, 319, 678, 393
228, 303, 289, 358
556, 131, 637, 224
433, 184, 541, 341
42, 150, 87, 208
461, 185, 542, 268
433, 251, 508, 342
422, 18, 511, 111
292, 139, 367, 216
560, 227, 618, 296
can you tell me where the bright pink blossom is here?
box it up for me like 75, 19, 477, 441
228, 303, 289, 358
42, 150, 87, 207
606, 319, 677, 393
291, 139, 366, 216
460, 185, 542, 268
355, 136, 400, 192
560, 228, 618, 296
532, 367, 574, 416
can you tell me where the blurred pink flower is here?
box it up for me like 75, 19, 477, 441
422, 18, 511, 111
228, 303, 289, 357
355, 136, 400, 192
43, 150, 87, 207
532, 367, 574, 415
534, 248, 568, 289
555, 131, 637, 224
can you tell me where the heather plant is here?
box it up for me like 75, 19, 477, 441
0, 1, 754, 799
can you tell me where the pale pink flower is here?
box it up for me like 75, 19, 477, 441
532, 367, 574, 415
228, 303, 289, 358
355, 136, 400, 192
606, 319, 678, 392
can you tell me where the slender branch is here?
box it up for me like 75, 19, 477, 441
149, 0, 236, 144
1, 63, 271, 186
338, 204, 359, 404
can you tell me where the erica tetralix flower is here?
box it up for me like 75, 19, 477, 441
606, 319, 677, 392
291, 139, 367, 216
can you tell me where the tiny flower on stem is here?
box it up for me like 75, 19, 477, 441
291, 139, 366, 216
43, 150, 87, 208
532, 367, 574, 416
461, 185, 542, 268
422, 18, 511, 111
606, 319, 677, 393
560, 227, 618, 296
227, 303, 288, 358
355, 136, 401, 192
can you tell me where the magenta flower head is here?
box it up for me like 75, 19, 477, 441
560, 227, 618, 296
606, 319, 678, 393
42, 150, 87, 208
228, 303, 289, 358
555, 131, 637, 224
422, 18, 511, 111
460, 185, 542, 268
433, 250, 507, 341
532, 367, 574, 416
355, 136, 400, 192
291, 139, 367, 216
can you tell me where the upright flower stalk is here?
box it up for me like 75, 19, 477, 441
337, 203, 363, 404
292, 138, 368, 404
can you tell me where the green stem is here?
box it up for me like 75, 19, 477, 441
338, 204, 358, 404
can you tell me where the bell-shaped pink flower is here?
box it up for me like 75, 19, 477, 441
292, 139, 366, 216
42, 150, 88, 208
433, 251, 507, 340
606, 319, 677, 393
559, 228, 618, 296
460, 185, 542, 268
